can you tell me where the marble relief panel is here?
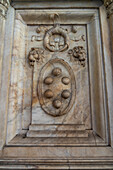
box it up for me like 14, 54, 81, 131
2, 7, 111, 167
26, 24, 91, 133
7, 21, 91, 140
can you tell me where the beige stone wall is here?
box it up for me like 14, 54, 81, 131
0, 0, 113, 169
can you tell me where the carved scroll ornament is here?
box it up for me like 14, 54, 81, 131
70, 26, 85, 42
31, 26, 47, 42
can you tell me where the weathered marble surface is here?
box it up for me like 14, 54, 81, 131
0, 0, 113, 169
11, 0, 103, 9
9, 130, 106, 146
7, 19, 27, 142
103, 0, 113, 147
26, 24, 91, 138
0, 6, 15, 149
0, 0, 10, 148
4, 7, 110, 144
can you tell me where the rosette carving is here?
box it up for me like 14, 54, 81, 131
29, 48, 45, 66
68, 46, 86, 67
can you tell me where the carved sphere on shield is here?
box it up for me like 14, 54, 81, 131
44, 76, 53, 85
44, 89, 53, 98
62, 77, 70, 85
61, 90, 70, 99
53, 99, 62, 109
52, 67, 62, 76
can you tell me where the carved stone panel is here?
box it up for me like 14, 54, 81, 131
2, 6, 113, 169
26, 24, 91, 138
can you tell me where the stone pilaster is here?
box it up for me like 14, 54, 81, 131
0, 0, 10, 89
104, 0, 113, 54
0, 1, 10, 150
0, 0, 12, 150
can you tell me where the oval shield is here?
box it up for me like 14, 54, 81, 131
38, 58, 76, 117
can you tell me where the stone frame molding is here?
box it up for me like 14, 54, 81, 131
0, 0, 113, 169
